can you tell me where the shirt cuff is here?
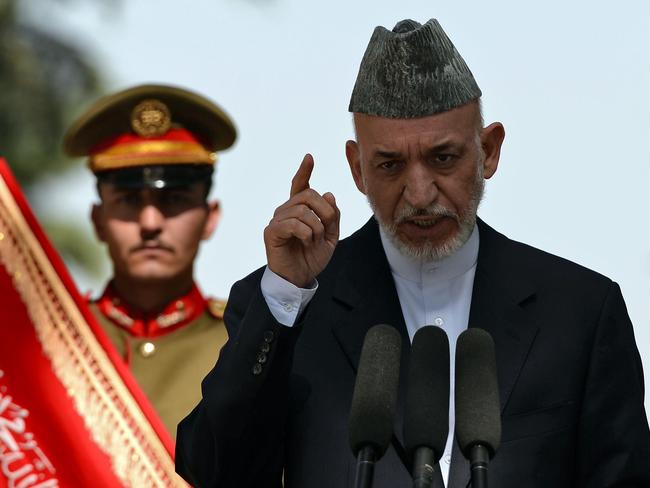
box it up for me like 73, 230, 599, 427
260, 266, 318, 327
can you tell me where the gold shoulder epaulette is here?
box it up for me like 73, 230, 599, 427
207, 298, 227, 320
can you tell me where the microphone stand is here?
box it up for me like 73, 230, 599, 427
469, 444, 489, 488
354, 446, 376, 488
412, 446, 435, 488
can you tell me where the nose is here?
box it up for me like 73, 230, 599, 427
402, 163, 438, 209
138, 204, 164, 237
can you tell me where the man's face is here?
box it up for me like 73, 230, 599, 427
91, 183, 220, 283
346, 102, 503, 261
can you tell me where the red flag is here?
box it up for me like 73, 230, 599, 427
0, 158, 185, 487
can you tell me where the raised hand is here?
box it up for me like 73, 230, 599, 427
264, 154, 340, 288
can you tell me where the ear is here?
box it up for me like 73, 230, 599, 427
201, 200, 221, 240
345, 140, 367, 195
91, 203, 107, 242
480, 122, 506, 179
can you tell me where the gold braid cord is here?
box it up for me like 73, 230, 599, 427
0, 177, 186, 487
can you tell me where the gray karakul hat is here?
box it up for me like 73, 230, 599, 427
349, 19, 482, 118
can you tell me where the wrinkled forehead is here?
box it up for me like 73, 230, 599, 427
353, 102, 481, 153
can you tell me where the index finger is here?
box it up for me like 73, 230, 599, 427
290, 153, 314, 198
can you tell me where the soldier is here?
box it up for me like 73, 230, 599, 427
63, 84, 237, 438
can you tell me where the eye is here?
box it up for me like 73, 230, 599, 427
161, 191, 190, 204
432, 154, 457, 168
116, 193, 140, 206
378, 160, 401, 171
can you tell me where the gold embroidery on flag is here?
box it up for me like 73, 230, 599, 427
0, 178, 186, 487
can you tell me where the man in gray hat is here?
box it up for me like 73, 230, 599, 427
176, 19, 650, 487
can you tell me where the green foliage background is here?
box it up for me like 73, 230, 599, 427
0, 0, 110, 277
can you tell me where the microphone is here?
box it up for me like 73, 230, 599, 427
349, 324, 402, 488
455, 328, 501, 488
403, 326, 450, 488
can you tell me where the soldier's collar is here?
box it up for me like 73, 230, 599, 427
95, 281, 209, 338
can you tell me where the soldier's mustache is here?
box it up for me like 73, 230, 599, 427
130, 241, 174, 253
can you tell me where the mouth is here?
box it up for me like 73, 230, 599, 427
398, 215, 457, 242
404, 217, 442, 228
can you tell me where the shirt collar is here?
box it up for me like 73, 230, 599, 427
379, 222, 480, 284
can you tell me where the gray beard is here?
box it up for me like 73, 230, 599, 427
367, 166, 484, 263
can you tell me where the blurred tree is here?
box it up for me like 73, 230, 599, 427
0, 0, 106, 183
0, 0, 112, 277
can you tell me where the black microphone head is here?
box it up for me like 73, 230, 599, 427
348, 324, 402, 458
455, 328, 501, 458
403, 325, 450, 461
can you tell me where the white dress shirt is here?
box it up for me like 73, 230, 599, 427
379, 225, 479, 486
261, 225, 480, 487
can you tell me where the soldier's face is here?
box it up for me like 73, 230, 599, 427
346, 102, 504, 261
91, 184, 220, 283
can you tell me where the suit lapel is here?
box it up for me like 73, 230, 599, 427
329, 218, 412, 465
328, 218, 541, 488
448, 219, 540, 488
469, 220, 540, 414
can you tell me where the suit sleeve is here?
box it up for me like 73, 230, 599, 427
577, 281, 650, 487
175, 270, 302, 488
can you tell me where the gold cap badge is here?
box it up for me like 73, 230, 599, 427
131, 99, 172, 137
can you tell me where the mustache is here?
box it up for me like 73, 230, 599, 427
129, 241, 174, 253
394, 203, 459, 224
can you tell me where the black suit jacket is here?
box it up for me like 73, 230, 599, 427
176, 218, 650, 488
